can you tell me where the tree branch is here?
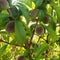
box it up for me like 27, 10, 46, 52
0, 39, 20, 46
29, 19, 38, 44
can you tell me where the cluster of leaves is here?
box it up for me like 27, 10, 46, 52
0, 0, 60, 60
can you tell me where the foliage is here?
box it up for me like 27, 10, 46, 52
0, 0, 60, 60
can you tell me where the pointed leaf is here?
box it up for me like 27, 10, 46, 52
35, 0, 43, 8
52, 2, 60, 23
18, 0, 32, 8
44, 26, 57, 42
17, 4, 31, 23
0, 45, 7, 57
35, 43, 49, 60
15, 20, 26, 46
0, 13, 9, 30
54, 6, 60, 23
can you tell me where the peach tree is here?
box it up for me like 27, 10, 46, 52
0, 0, 60, 60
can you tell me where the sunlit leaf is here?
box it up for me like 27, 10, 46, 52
54, 6, 60, 23
35, 43, 49, 60
18, 0, 32, 8
0, 45, 7, 57
51, 2, 60, 23
45, 26, 57, 42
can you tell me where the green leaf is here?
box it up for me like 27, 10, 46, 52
9, 6, 20, 18
45, 26, 57, 42
18, 0, 32, 8
0, 13, 9, 20
15, 20, 26, 46
35, 0, 43, 8
50, 19, 56, 31
35, 43, 49, 60
54, 6, 60, 23
38, 10, 45, 21
51, 2, 60, 23
7, 0, 12, 6
0, 45, 7, 57
0, 13, 9, 30
17, 4, 31, 23
2, 52, 12, 60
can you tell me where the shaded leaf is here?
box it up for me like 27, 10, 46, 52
0, 13, 9, 30
38, 10, 45, 21
50, 19, 56, 31
8, 6, 20, 18
15, 20, 26, 46
7, 0, 12, 6
35, 0, 43, 8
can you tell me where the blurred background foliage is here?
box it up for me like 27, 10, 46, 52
0, 0, 60, 60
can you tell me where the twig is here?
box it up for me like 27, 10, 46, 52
7, 8, 15, 20
29, 19, 38, 44
0, 39, 20, 46
29, 29, 35, 44
37, 36, 42, 43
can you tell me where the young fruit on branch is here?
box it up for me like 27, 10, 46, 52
18, 56, 24, 60
30, 9, 39, 18
43, 16, 50, 24
0, 0, 9, 10
24, 41, 30, 49
35, 25, 44, 36
6, 21, 14, 33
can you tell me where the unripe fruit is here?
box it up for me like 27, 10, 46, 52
24, 41, 30, 49
30, 9, 39, 18
35, 25, 44, 35
43, 16, 50, 24
0, 0, 9, 10
6, 21, 14, 33
18, 56, 24, 60
38, 10, 45, 21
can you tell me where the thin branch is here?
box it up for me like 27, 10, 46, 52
29, 19, 38, 44
29, 29, 35, 44
0, 39, 20, 46
37, 36, 42, 43
7, 8, 15, 20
